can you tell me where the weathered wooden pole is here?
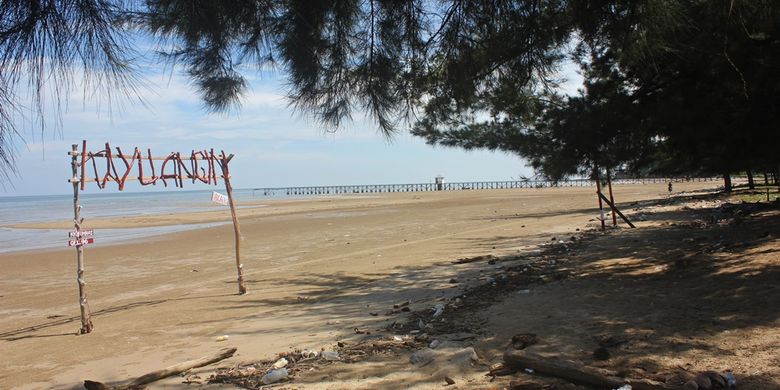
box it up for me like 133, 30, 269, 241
219, 153, 247, 295
71, 143, 94, 334
606, 167, 617, 226
594, 165, 606, 231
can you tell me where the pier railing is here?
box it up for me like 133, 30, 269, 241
252, 177, 721, 197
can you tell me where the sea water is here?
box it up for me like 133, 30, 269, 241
0, 188, 265, 254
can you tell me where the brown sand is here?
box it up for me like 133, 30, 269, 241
1, 182, 776, 389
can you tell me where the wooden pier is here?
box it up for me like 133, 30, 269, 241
252, 177, 719, 197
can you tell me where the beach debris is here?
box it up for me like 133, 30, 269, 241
394, 300, 411, 309
508, 381, 546, 390
433, 303, 445, 317
724, 371, 737, 388
261, 368, 288, 385
393, 335, 404, 342
449, 278, 458, 283
614, 385, 632, 390
418, 319, 427, 329
429, 339, 442, 349
504, 349, 667, 389
410, 349, 436, 367
271, 357, 288, 369
301, 349, 319, 358
444, 376, 456, 385
321, 351, 340, 361
84, 347, 236, 390
684, 371, 734, 389
215, 335, 229, 342
488, 362, 516, 376
510, 333, 538, 350
449, 347, 479, 367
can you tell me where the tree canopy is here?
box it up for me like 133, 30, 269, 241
1, 0, 778, 182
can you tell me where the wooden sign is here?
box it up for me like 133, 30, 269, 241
211, 191, 229, 206
69, 229, 94, 238
66, 140, 246, 335
68, 237, 95, 247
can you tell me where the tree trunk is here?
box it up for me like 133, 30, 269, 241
765, 172, 770, 186
723, 173, 732, 193
747, 170, 754, 189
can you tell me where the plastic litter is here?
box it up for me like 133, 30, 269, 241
271, 357, 288, 369
409, 349, 436, 367
613, 385, 632, 390
215, 335, 229, 342
433, 303, 445, 317
322, 351, 340, 361
261, 368, 288, 384
301, 349, 318, 358
724, 371, 737, 388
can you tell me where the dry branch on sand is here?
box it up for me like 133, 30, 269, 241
83, 347, 236, 390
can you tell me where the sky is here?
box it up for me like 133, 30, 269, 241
4, 58, 582, 197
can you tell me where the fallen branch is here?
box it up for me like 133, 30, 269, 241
504, 349, 674, 390
84, 347, 237, 390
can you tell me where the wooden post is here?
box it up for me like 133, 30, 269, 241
606, 167, 617, 226
219, 154, 247, 295
71, 144, 94, 334
594, 166, 606, 231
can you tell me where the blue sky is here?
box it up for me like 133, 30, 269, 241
4, 61, 582, 197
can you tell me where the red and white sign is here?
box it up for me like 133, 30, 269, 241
68, 229, 94, 238
211, 191, 229, 206
68, 237, 95, 247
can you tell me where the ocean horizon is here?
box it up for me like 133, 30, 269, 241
0, 188, 276, 254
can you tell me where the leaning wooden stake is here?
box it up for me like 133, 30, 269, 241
71, 143, 94, 334
504, 349, 671, 390
84, 347, 237, 390
606, 167, 617, 226
597, 192, 636, 228
218, 153, 247, 295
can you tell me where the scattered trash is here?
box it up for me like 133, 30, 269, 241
517, 289, 530, 294
271, 357, 288, 369
409, 349, 436, 367
444, 376, 456, 385
393, 335, 404, 342
260, 368, 288, 384
433, 303, 445, 317
301, 349, 318, 359
613, 385, 632, 390
393, 300, 410, 309
685, 371, 733, 390
215, 335, 229, 342
724, 371, 737, 388
488, 362, 515, 376
321, 351, 340, 361
524, 368, 534, 374
511, 333, 538, 350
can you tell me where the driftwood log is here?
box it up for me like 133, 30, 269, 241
84, 347, 237, 390
504, 349, 674, 390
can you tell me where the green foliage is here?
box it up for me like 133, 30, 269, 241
2, 0, 778, 182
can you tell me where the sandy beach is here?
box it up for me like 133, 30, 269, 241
2, 182, 778, 389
